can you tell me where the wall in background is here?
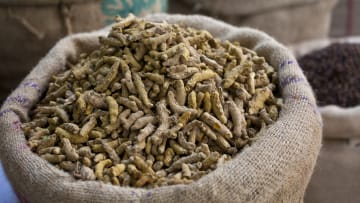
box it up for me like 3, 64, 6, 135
330, 0, 360, 37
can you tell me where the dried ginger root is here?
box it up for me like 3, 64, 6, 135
23, 14, 281, 188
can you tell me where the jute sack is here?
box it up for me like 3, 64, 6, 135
289, 38, 360, 202
169, 0, 338, 44
0, 0, 104, 102
0, 14, 322, 203
289, 38, 360, 137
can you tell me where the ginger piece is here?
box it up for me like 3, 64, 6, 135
136, 123, 155, 143
259, 109, 274, 124
119, 60, 136, 94
166, 152, 205, 172
80, 116, 97, 137
203, 91, 212, 113
174, 79, 186, 106
186, 69, 217, 91
143, 32, 174, 50
123, 47, 142, 71
35, 106, 69, 123
187, 91, 197, 109
73, 93, 86, 122
153, 161, 164, 171
60, 123, 80, 135
131, 155, 155, 174
247, 72, 256, 95
41, 154, 65, 164
195, 143, 211, 157
55, 127, 88, 144
167, 111, 192, 139
198, 122, 218, 141
61, 138, 79, 161
95, 58, 120, 92
110, 164, 126, 177
210, 91, 227, 124
36, 134, 57, 152
169, 140, 188, 155
201, 151, 220, 170
131, 115, 156, 131
80, 165, 96, 180
105, 96, 119, 125
163, 148, 175, 167
149, 84, 161, 99
162, 46, 190, 67
113, 13, 136, 29
126, 164, 142, 179
200, 112, 232, 139
95, 159, 112, 180
38, 146, 61, 155
167, 91, 197, 115
121, 111, 144, 129
255, 70, 270, 87
200, 55, 223, 74
82, 157, 92, 167
143, 72, 165, 85
248, 87, 272, 114
227, 100, 246, 138
59, 161, 76, 171
132, 71, 153, 108
158, 137, 168, 154
223, 61, 252, 88
181, 163, 192, 178
167, 67, 199, 80
178, 132, 196, 150
150, 100, 169, 145
101, 140, 120, 164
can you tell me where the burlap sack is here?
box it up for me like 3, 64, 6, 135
0, 0, 104, 102
169, 0, 337, 44
289, 38, 360, 135
0, 14, 322, 203
290, 39, 360, 203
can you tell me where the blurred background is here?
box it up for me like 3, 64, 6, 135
0, 0, 359, 102
0, 0, 359, 202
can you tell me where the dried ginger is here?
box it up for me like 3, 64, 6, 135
22, 14, 281, 188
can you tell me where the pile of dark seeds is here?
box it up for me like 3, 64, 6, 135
298, 43, 360, 107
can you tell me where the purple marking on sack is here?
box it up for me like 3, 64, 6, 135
279, 75, 305, 88
287, 94, 319, 116
19, 143, 28, 150
5, 96, 30, 107
12, 120, 21, 131
146, 192, 151, 198
5, 95, 29, 104
0, 109, 14, 117
279, 60, 294, 70
22, 82, 41, 93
